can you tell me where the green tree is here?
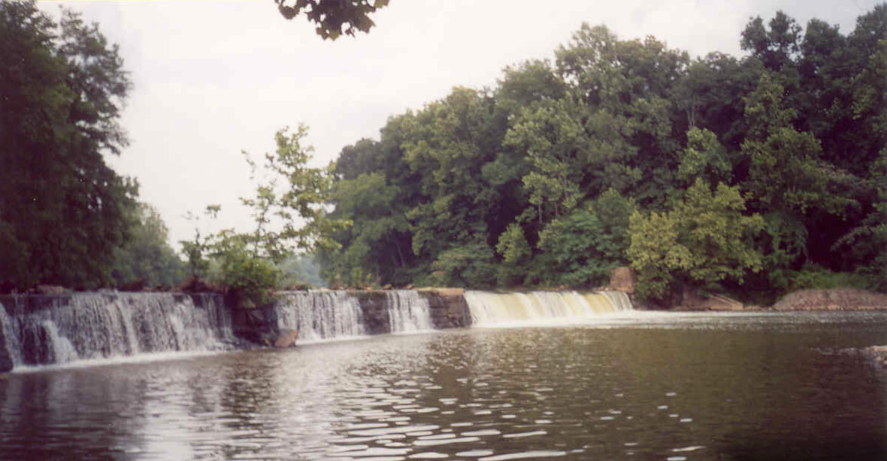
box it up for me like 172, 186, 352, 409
495, 222, 532, 285
112, 203, 185, 289
677, 128, 732, 187
180, 205, 220, 279
629, 179, 764, 301
205, 125, 350, 304
0, 1, 135, 291
275, 0, 389, 39
740, 73, 858, 288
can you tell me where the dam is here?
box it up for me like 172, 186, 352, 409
0, 289, 633, 370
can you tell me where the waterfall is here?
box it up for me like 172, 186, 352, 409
274, 291, 365, 342
386, 290, 433, 333
465, 290, 632, 326
602, 291, 633, 312
0, 293, 233, 369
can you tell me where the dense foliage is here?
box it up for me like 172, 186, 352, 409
0, 1, 184, 292
111, 202, 186, 289
320, 6, 887, 304
1, 1, 132, 290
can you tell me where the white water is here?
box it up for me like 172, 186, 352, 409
0, 293, 233, 369
275, 290, 366, 343
465, 291, 633, 327
386, 290, 433, 333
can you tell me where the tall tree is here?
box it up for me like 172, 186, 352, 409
0, 1, 134, 291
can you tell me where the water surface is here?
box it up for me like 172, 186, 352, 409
2, 312, 887, 460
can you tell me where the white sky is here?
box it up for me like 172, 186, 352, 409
42, 0, 878, 249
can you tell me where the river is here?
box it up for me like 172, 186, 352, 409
2, 311, 887, 460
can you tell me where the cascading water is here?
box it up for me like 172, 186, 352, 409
0, 293, 233, 369
386, 290, 433, 333
602, 291, 633, 312
465, 290, 632, 326
274, 291, 366, 342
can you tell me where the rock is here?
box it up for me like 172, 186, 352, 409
606, 267, 636, 294
773, 289, 887, 311
382, 284, 392, 290
274, 329, 298, 348
34, 285, 66, 295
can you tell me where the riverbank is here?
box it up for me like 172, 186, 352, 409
663, 288, 887, 312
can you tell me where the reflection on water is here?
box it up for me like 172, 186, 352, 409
2, 312, 887, 460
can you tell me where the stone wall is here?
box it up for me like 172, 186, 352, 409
419, 288, 472, 329
350, 291, 393, 335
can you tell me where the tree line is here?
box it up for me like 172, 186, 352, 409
318, 6, 887, 305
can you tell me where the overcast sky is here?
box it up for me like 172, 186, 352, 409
43, 0, 879, 249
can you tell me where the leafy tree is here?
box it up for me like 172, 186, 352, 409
426, 243, 497, 288
741, 11, 802, 73
275, 0, 389, 40
199, 125, 350, 304
536, 210, 617, 288
0, 1, 134, 291
677, 128, 732, 187
628, 180, 764, 301
740, 73, 858, 287
495, 222, 532, 285
256, 125, 352, 256
180, 205, 220, 279
112, 203, 185, 289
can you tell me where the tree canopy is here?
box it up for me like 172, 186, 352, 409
317, 5, 887, 304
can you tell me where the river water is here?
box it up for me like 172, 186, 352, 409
2, 311, 887, 460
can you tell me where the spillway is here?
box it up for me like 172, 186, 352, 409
386, 290, 433, 333
274, 291, 366, 342
464, 290, 632, 326
0, 293, 233, 369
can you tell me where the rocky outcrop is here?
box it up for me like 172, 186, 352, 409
274, 329, 298, 348
230, 300, 278, 345
605, 266, 636, 294
773, 289, 887, 311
